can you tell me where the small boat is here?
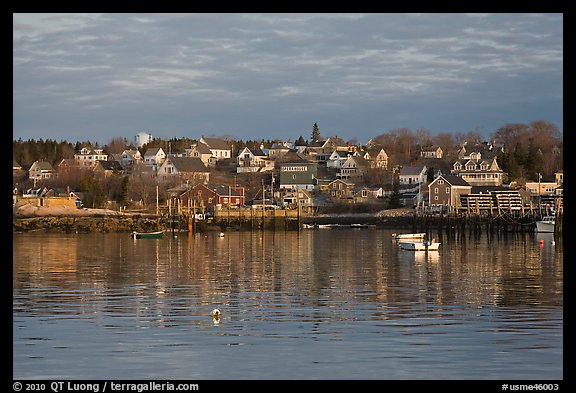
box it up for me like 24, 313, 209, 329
392, 233, 426, 241
131, 230, 163, 239
536, 216, 555, 233
398, 240, 441, 251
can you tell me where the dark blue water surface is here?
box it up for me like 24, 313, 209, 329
13, 229, 563, 380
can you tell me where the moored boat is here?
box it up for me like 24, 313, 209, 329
398, 240, 441, 251
392, 233, 426, 241
536, 216, 555, 233
131, 230, 164, 239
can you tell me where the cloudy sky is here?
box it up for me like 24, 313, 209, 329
13, 13, 563, 145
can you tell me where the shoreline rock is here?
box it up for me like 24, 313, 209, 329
13, 205, 417, 233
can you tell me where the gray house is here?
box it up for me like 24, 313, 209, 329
279, 151, 317, 191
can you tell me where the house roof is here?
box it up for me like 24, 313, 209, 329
190, 143, 212, 155
144, 147, 164, 156
168, 157, 209, 172
201, 137, 231, 150
399, 165, 426, 176
95, 160, 123, 171
422, 145, 442, 152
31, 161, 55, 171
352, 155, 370, 167
295, 136, 308, 146
434, 175, 471, 187
204, 183, 244, 197
277, 151, 313, 163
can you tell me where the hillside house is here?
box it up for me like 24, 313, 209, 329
420, 145, 443, 159
237, 147, 274, 173
187, 183, 245, 209
74, 147, 108, 168
156, 157, 210, 185
199, 137, 232, 160
185, 143, 215, 167
398, 165, 427, 186
451, 153, 505, 186
28, 160, 56, 182
428, 174, 472, 212
143, 147, 166, 170
278, 152, 318, 191
337, 155, 370, 181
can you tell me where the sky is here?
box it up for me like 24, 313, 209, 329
13, 13, 563, 146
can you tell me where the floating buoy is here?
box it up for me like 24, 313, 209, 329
211, 308, 221, 324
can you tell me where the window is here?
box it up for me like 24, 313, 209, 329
439, 180, 443, 185
446, 187, 450, 194
434, 187, 438, 194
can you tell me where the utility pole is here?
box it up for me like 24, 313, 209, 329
538, 172, 542, 217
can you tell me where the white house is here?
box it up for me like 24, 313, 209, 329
74, 147, 108, 168
399, 165, 428, 185
199, 137, 232, 160
120, 149, 143, 167
28, 161, 56, 182
143, 147, 166, 170
326, 150, 350, 169
236, 147, 274, 173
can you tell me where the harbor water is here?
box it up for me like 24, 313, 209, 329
13, 229, 563, 380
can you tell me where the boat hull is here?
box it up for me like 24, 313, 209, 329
398, 241, 441, 251
536, 221, 555, 233
131, 231, 163, 239
392, 233, 426, 241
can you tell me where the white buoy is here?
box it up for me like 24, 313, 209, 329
211, 308, 221, 324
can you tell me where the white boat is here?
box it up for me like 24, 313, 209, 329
392, 233, 426, 241
398, 240, 441, 251
536, 216, 555, 233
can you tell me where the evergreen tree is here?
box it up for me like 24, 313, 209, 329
311, 122, 321, 142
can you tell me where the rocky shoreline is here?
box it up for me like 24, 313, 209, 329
13, 205, 417, 233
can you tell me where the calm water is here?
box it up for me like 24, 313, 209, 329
13, 229, 563, 380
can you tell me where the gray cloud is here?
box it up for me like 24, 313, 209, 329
13, 13, 563, 144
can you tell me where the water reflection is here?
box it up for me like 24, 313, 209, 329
13, 230, 563, 379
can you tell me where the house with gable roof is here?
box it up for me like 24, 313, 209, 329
360, 147, 389, 169
157, 157, 210, 184
143, 147, 166, 170
186, 183, 245, 209
420, 145, 443, 159
74, 147, 108, 168
186, 143, 216, 167
28, 160, 57, 182
199, 136, 232, 160
428, 174, 472, 211
278, 151, 317, 191
451, 151, 505, 186
336, 155, 370, 181
236, 146, 274, 173
326, 150, 351, 169
398, 164, 427, 186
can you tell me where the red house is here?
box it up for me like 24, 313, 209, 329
186, 183, 245, 209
